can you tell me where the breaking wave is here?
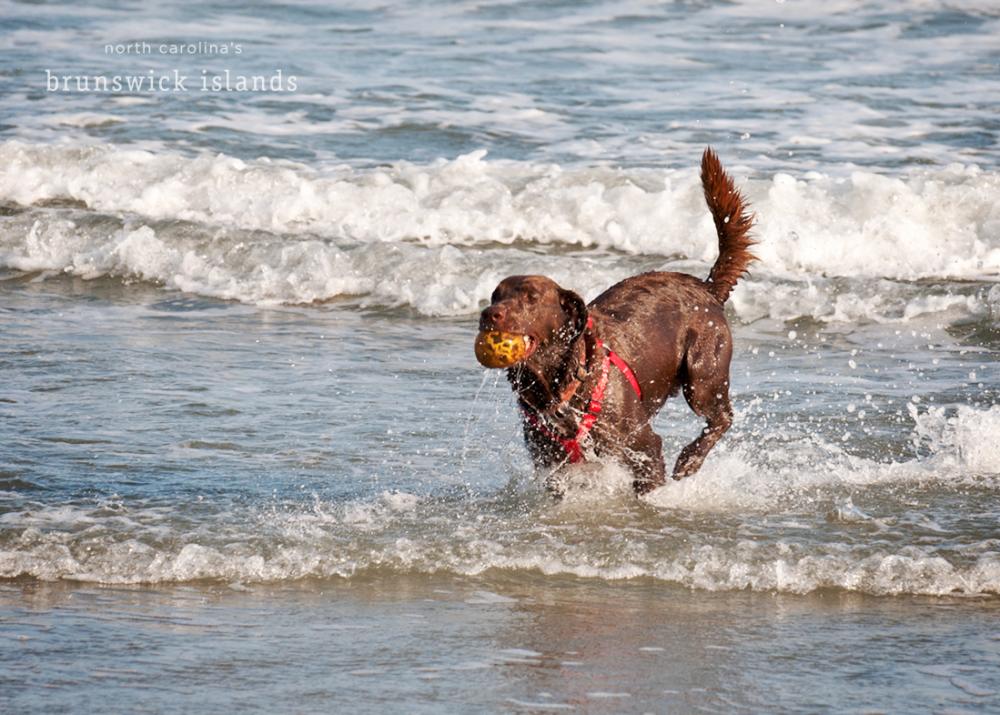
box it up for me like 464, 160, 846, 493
1, 141, 998, 320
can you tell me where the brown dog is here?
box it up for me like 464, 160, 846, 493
475, 149, 756, 494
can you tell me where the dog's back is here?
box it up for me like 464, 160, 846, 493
589, 271, 730, 409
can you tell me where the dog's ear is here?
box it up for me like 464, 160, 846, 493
558, 287, 588, 340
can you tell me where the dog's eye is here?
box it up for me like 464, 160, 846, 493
525, 290, 540, 302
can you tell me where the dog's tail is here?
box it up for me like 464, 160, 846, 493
700, 147, 757, 304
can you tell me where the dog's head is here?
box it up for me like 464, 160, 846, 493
475, 275, 588, 368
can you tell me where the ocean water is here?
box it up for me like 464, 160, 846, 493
2, 0, 999, 712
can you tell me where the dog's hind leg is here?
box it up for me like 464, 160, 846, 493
673, 387, 732, 479
672, 329, 734, 480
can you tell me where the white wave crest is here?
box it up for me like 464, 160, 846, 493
3, 513, 998, 597
2, 140, 998, 285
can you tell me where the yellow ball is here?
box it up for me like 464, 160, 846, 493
474, 331, 529, 368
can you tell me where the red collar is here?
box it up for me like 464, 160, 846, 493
520, 318, 642, 464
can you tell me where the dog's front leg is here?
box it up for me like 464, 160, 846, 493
621, 427, 667, 495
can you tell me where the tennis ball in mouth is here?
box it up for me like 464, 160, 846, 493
474, 331, 531, 368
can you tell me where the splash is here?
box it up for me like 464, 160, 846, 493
2, 405, 998, 595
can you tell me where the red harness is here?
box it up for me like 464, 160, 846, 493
520, 322, 642, 464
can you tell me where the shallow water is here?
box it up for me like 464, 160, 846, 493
3, 577, 1000, 714
2, 0, 999, 711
